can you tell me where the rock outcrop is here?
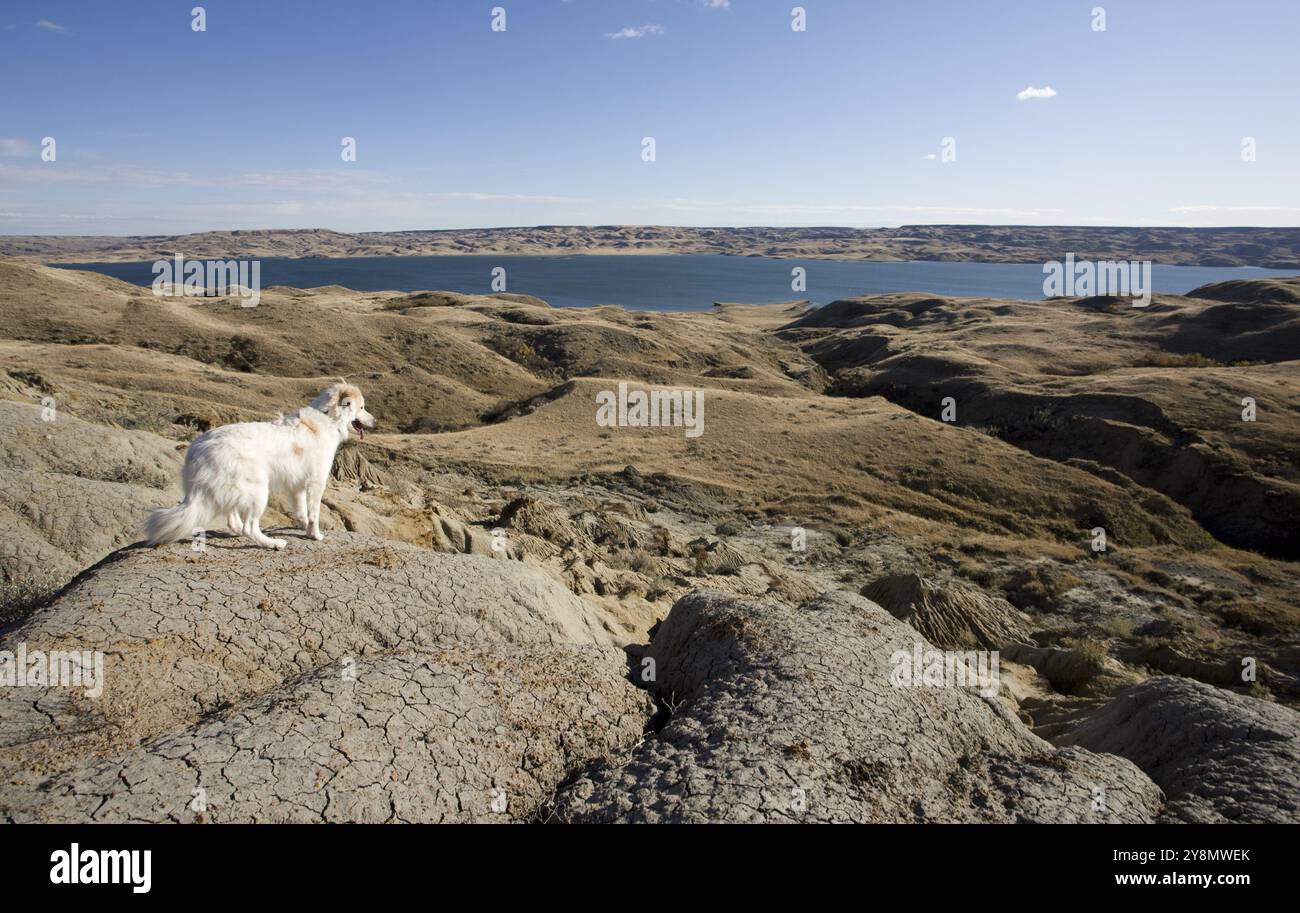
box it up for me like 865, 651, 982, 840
861, 572, 1031, 650
553, 590, 1162, 822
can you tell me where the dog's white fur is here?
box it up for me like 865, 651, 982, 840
144, 383, 376, 549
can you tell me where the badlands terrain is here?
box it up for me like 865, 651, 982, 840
4, 224, 1300, 267
1, 257, 1298, 822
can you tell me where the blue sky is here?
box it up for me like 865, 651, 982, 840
2, 0, 1298, 234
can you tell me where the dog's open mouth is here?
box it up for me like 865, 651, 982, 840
351, 419, 366, 440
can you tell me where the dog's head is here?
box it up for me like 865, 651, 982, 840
310, 382, 376, 441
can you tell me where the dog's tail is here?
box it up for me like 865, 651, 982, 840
143, 498, 209, 546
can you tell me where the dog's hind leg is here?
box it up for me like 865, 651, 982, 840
303, 479, 326, 541
290, 489, 309, 531
227, 512, 244, 534
239, 483, 286, 549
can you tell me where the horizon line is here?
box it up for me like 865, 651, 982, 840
5, 222, 1300, 240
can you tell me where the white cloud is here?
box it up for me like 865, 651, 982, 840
0, 139, 32, 157
704, 0, 731, 8
35, 20, 65, 32
604, 24, 665, 40
229, 169, 394, 191
1016, 85, 1057, 101
921, 153, 937, 161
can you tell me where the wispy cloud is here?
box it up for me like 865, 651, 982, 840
1170, 204, 1300, 214
604, 24, 665, 40
1016, 85, 1057, 101
35, 20, 65, 32
0, 139, 32, 157
432, 191, 589, 204
703, 0, 731, 8
650, 198, 1067, 221
0, 163, 399, 191
229, 169, 395, 191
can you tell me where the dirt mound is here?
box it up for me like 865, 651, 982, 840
1059, 676, 1300, 823
0, 400, 181, 618
1186, 276, 1300, 305
1001, 642, 1142, 697
0, 399, 180, 485
382, 289, 551, 312
0, 533, 647, 822
553, 590, 1161, 822
861, 573, 1031, 650
783, 294, 957, 330
1161, 301, 1300, 363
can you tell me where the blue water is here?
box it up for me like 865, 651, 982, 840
52, 255, 1298, 311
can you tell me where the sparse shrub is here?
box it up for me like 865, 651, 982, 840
1002, 564, 1082, 612
955, 558, 997, 588
714, 519, 744, 536
1219, 605, 1279, 636
1060, 636, 1110, 676
1024, 406, 1064, 432
650, 526, 673, 556
645, 577, 674, 601
691, 542, 710, 576
619, 548, 659, 575
1135, 350, 1220, 368
222, 335, 261, 372
1093, 617, 1134, 639
0, 579, 55, 631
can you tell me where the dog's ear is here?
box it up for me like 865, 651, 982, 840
310, 384, 343, 417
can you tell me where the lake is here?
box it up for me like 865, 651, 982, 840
52, 255, 1298, 311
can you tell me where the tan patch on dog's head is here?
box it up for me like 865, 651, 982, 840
299, 415, 322, 437
310, 382, 365, 418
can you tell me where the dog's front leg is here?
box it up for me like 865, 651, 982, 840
304, 479, 326, 541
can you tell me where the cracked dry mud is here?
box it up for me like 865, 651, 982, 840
553, 590, 1162, 823
0, 534, 651, 822
1059, 676, 1300, 823
4, 544, 1169, 823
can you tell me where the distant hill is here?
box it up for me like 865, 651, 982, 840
3, 224, 1300, 267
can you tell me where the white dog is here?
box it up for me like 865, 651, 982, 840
144, 383, 376, 549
